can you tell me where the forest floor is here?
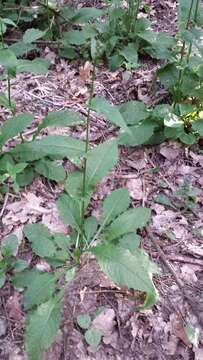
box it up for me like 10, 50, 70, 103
0, 0, 203, 359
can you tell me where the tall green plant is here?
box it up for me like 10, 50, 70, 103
1, 41, 158, 360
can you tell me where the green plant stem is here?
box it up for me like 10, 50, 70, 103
7, 75, 11, 107
174, 0, 196, 107
194, 0, 200, 22
80, 63, 96, 249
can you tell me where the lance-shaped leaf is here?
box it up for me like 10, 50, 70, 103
91, 96, 129, 132
101, 188, 130, 227
25, 296, 61, 360
104, 207, 151, 241
24, 224, 56, 257
16, 59, 50, 74
12, 135, 85, 161
0, 113, 33, 147
0, 49, 17, 68
57, 194, 81, 232
91, 243, 158, 307
38, 110, 85, 132
35, 159, 66, 182
23, 28, 46, 43
86, 139, 118, 188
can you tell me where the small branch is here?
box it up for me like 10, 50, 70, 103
147, 228, 203, 328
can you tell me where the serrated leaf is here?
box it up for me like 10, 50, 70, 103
24, 272, 58, 310
84, 217, 98, 243
71, 7, 104, 23
12, 135, 85, 161
104, 207, 151, 241
91, 96, 129, 132
1, 234, 19, 257
35, 159, 66, 182
77, 314, 91, 329
0, 272, 6, 288
24, 224, 56, 257
0, 92, 16, 111
119, 233, 141, 252
118, 121, 157, 146
86, 139, 118, 187
184, 323, 199, 347
91, 243, 158, 306
0, 49, 17, 68
0, 113, 33, 147
179, 132, 197, 145
192, 120, 203, 136
26, 296, 61, 360
57, 194, 81, 232
38, 110, 85, 132
16, 167, 35, 187
85, 328, 101, 348
13, 269, 41, 288
119, 101, 149, 125
17, 59, 50, 74
62, 30, 89, 45
9, 41, 37, 57
23, 28, 46, 43
119, 43, 138, 67
101, 188, 130, 227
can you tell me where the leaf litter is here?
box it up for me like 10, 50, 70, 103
0, 0, 203, 359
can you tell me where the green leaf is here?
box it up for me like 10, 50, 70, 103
118, 121, 157, 146
119, 233, 141, 252
91, 243, 158, 306
13, 269, 41, 288
119, 43, 138, 67
26, 296, 61, 360
104, 207, 151, 241
16, 167, 35, 187
38, 110, 85, 132
184, 323, 199, 347
119, 101, 149, 125
1, 234, 18, 257
13, 135, 85, 162
23, 28, 46, 43
157, 63, 179, 89
24, 272, 58, 310
101, 188, 130, 227
35, 159, 66, 182
91, 96, 129, 132
84, 328, 101, 348
0, 49, 17, 68
62, 30, 89, 45
24, 224, 56, 257
71, 7, 104, 23
192, 120, 203, 136
54, 233, 71, 252
179, 132, 197, 145
0, 113, 33, 147
0, 92, 16, 112
9, 41, 37, 57
77, 314, 91, 329
0, 272, 6, 288
84, 217, 98, 243
86, 139, 118, 187
57, 194, 81, 231
155, 194, 172, 207
17, 59, 50, 74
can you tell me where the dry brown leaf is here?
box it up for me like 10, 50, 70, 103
126, 178, 143, 200
6, 293, 23, 322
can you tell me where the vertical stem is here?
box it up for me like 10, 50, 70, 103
173, 0, 196, 106
7, 74, 11, 107
194, 0, 200, 23
80, 63, 96, 247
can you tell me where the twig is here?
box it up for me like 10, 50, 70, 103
0, 193, 9, 219
147, 228, 203, 329
166, 254, 203, 267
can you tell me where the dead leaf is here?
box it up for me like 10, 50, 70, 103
6, 293, 23, 322
79, 61, 93, 82
92, 308, 116, 337
160, 143, 181, 161
172, 315, 191, 347
126, 178, 143, 200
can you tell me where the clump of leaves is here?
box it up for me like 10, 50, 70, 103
0, 109, 85, 195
